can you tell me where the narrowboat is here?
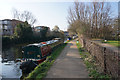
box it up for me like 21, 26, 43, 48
20, 38, 62, 73
20, 43, 51, 73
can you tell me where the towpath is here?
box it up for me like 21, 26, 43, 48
45, 40, 89, 78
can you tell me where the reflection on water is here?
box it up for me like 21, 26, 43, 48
2, 61, 22, 78
2, 45, 23, 62
0, 55, 2, 79
1, 45, 24, 79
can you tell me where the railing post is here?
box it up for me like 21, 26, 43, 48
103, 47, 107, 74
118, 51, 120, 78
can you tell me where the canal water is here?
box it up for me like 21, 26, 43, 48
0, 45, 24, 79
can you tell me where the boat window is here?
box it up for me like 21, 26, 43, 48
27, 51, 35, 54
37, 55, 40, 58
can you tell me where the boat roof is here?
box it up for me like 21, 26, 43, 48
26, 43, 46, 47
53, 38, 61, 40
23, 39, 59, 48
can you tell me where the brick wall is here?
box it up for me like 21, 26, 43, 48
79, 37, 119, 77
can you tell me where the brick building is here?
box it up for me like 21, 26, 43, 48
0, 19, 24, 36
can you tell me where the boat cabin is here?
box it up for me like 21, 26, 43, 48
22, 43, 51, 60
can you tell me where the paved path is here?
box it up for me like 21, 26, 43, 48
45, 40, 89, 78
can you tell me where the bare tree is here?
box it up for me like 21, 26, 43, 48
67, 2, 90, 37
67, 1, 113, 39
12, 8, 21, 20
12, 8, 37, 26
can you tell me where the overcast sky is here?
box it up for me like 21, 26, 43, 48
0, 0, 119, 31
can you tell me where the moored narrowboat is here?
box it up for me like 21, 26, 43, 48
22, 43, 51, 62
20, 38, 63, 73
20, 43, 51, 73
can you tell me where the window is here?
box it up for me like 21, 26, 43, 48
4, 25, 8, 29
0, 25, 2, 29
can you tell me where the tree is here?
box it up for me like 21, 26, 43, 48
112, 17, 120, 40
90, 2, 112, 38
51, 25, 64, 40
67, 2, 90, 38
52, 25, 60, 32
67, 1, 113, 39
40, 27, 49, 39
14, 21, 33, 41
12, 8, 37, 26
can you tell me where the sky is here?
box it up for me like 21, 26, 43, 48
0, 0, 119, 31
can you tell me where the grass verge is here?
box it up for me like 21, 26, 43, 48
102, 40, 120, 47
76, 42, 111, 79
25, 43, 67, 80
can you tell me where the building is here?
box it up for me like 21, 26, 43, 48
34, 26, 50, 32
0, 19, 24, 36
64, 31, 69, 37
34, 26, 45, 32
33, 26, 51, 37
